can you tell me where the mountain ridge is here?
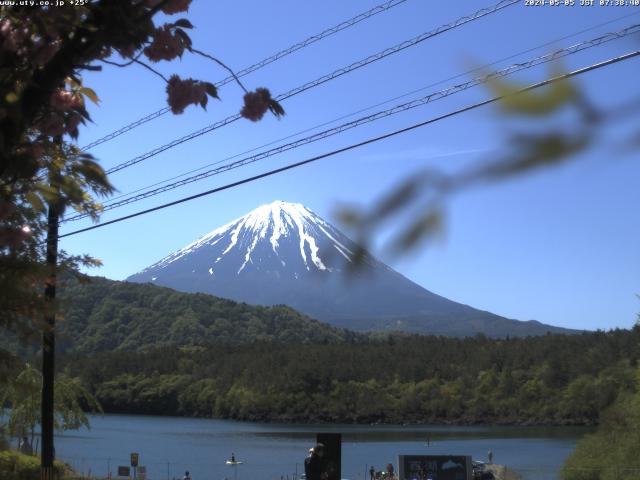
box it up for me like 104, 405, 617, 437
53, 276, 357, 353
127, 200, 576, 338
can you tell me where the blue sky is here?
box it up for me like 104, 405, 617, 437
60, 0, 640, 331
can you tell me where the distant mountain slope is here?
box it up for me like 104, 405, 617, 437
128, 200, 575, 338
332, 313, 575, 337
53, 276, 356, 352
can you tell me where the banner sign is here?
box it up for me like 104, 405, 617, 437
117, 466, 130, 477
398, 455, 472, 480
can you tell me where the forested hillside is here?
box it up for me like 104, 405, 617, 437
1, 275, 575, 356
61, 327, 640, 425
52, 276, 358, 351
562, 370, 640, 480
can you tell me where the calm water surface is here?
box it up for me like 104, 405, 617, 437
54, 414, 590, 480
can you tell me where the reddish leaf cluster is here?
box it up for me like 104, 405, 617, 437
0, 17, 61, 66
240, 88, 273, 122
34, 87, 87, 138
240, 88, 285, 122
50, 90, 82, 112
161, 0, 192, 14
35, 112, 66, 137
117, 43, 138, 59
144, 25, 186, 62
166, 75, 208, 114
0, 18, 28, 53
1, 0, 281, 202
145, 0, 192, 14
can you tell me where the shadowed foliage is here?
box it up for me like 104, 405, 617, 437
57, 325, 640, 425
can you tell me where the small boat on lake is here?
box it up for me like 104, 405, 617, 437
226, 453, 243, 465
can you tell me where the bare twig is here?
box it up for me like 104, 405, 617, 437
99, 50, 145, 68
190, 48, 249, 94
76, 64, 102, 72
129, 58, 169, 83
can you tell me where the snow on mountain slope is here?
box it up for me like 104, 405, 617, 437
127, 201, 573, 337
144, 201, 357, 277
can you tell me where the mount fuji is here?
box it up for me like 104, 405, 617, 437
127, 201, 572, 337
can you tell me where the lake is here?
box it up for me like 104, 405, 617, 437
53, 414, 590, 480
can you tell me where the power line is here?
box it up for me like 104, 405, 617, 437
81, 108, 170, 151
102, 0, 519, 175
91, 12, 640, 209
79, 0, 411, 151
62, 23, 640, 223
57, 50, 640, 240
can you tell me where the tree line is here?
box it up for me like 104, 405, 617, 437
59, 326, 640, 425
562, 364, 640, 480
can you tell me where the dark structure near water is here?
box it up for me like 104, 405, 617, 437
317, 433, 342, 480
398, 455, 472, 480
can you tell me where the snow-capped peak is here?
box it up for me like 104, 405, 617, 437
127, 201, 542, 337
240, 201, 326, 271
141, 201, 356, 276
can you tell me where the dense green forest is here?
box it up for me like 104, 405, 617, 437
3, 276, 638, 428
562, 370, 640, 480
1, 276, 358, 354
59, 327, 640, 425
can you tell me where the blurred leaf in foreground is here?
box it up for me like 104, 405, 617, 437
338, 63, 639, 261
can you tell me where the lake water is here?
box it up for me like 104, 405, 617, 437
54, 414, 590, 480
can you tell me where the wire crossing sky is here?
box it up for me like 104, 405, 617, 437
62, 23, 640, 224
78, 11, 639, 211
101, 0, 519, 176
68, 0, 640, 332
58, 50, 640, 240
80, 0, 411, 151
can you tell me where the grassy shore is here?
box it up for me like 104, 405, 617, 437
0, 450, 70, 480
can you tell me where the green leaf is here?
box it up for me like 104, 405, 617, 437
5, 92, 19, 103
485, 133, 589, 179
24, 192, 45, 213
489, 77, 577, 117
393, 208, 442, 252
80, 87, 100, 105
372, 175, 423, 222
35, 183, 59, 203
66, 76, 82, 89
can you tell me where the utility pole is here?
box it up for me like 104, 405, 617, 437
41, 198, 59, 480
41, 134, 62, 480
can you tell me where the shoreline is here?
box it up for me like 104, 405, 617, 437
486, 464, 523, 480
82, 409, 597, 429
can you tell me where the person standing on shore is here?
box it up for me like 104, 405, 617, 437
19, 436, 33, 456
304, 443, 325, 480
488, 450, 493, 464
386, 463, 396, 479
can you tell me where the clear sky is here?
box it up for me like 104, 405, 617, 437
59, 0, 640, 331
